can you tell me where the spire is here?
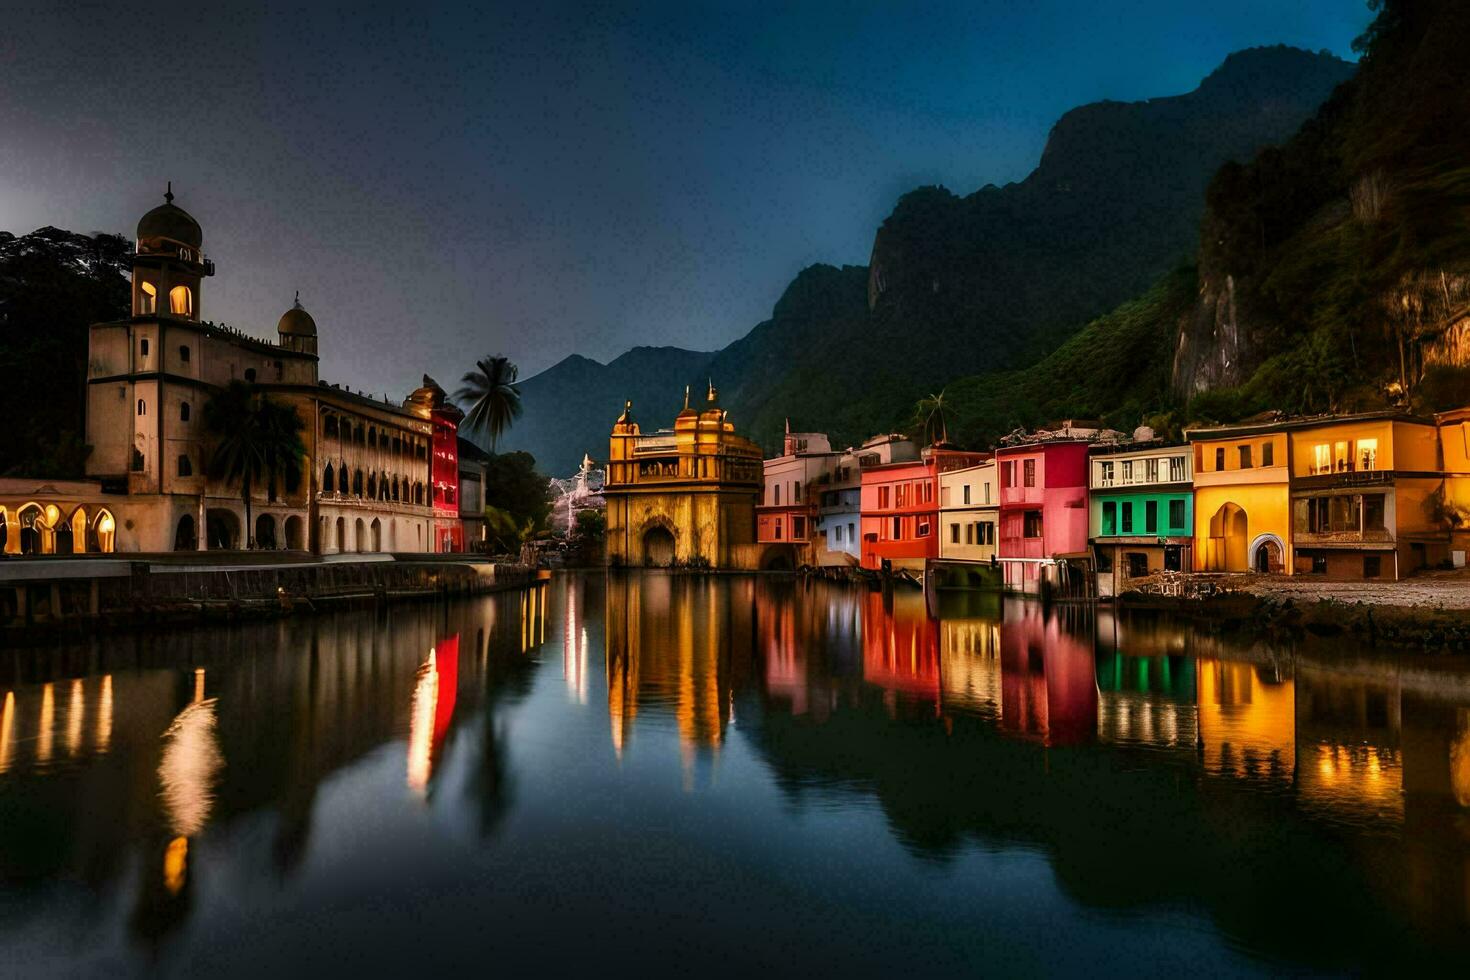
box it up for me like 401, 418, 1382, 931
293, 289, 302, 310
785, 417, 790, 435
706, 378, 717, 402
683, 384, 690, 410
164, 180, 174, 205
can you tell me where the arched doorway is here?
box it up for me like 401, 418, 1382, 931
284, 515, 304, 550
255, 513, 277, 550
370, 518, 382, 552
175, 514, 197, 551
206, 509, 240, 550
642, 525, 676, 566
1251, 534, 1285, 574
335, 516, 346, 553
355, 518, 367, 553
55, 516, 74, 555
93, 510, 116, 553
760, 546, 795, 571
1207, 502, 1248, 571
69, 508, 88, 554
0, 507, 8, 554
17, 504, 47, 555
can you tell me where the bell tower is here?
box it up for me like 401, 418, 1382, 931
132, 183, 212, 321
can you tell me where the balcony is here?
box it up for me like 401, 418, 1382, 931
1295, 528, 1395, 546
633, 435, 677, 453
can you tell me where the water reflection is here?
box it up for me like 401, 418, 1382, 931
4, 575, 1470, 972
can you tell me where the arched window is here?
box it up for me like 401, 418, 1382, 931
367, 428, 377, 448
380, 473, 390, 500
323, 463, 334, 491
324, 415, 339, 438
338, 466, 348, 494
392, 477, 399, 501
169, 285, 192, 316
180, 401, 190, 422
367, 474, 377, 499
179, 345, 191, 363
244, 368, 256, 383
137, 399, 146, 416
93, 510, 116, 553
70, 507, 88, 555
139, 281, 157, 314
353, 470, 364, 497
177, 454, 192, 477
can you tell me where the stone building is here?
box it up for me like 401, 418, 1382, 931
2, 187, 462, 555
603, 384, 762, 567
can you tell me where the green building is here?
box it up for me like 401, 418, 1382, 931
1089, 442, 1194, 597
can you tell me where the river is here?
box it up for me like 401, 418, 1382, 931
2, 572, 1469, 976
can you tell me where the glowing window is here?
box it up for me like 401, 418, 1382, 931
1334, 440, 1350, 471
1358, 439, 1378, 471
169, 285, 192, 316
140, 281, 157, 313
1314, 444, 1331, 475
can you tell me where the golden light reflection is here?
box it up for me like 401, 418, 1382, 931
163, 836, 189, 895
0, 691, 14, 774
1197, 658, 1294, 781
407, 648, 439, 793
96, 674, 113, 754
37, 682, 54, 764
157, 670, 223, 839
1450, 708, 1470, 808
66, 679, 84, 756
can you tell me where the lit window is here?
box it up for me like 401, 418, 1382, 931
1358, 439, 1378, 471
1314, 444, 1331, 475
140, 281, 157, 314
169, 285, 192, 316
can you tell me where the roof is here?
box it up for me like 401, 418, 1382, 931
1185, 409, 1435, 440
278, 294, 317, 337
137, 186, 202, 248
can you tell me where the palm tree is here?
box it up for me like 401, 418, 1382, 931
202, 381, 306, 548
913, 390, 952, 447
455, 355, 523, 451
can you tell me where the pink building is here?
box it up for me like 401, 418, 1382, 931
995, 439, 1092, 593
756, 426, 837, 557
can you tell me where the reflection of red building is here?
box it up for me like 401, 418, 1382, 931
861, 589, 940, 702
999, 608, 1096, 745
859, 447, 988, 571
407, 376, 466, 553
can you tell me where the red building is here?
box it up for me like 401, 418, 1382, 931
859, 447, 987, 571
995, 439, 1092, 593
407, 376, 466, 553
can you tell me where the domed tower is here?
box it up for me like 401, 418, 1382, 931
132, 183, 212, 321
277, 292, 318, 356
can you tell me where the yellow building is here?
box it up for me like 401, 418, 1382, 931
1188, 422, 1292, 573
604, 385, 763, 568
1435, 407, 1470, 563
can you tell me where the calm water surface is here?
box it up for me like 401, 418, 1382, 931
4, 573, 1470, 976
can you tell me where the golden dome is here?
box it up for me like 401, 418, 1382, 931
278, 293, 317, 337
137, 184, 202, 248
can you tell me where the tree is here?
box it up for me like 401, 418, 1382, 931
202, 381, 305, 548
455, 354, 523, 451
912, 390, 952, 447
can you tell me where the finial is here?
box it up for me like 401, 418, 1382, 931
707, 378, 717, 402
165, 181, 174, 205
293, 289, 302, 309
683, 385, 690, 410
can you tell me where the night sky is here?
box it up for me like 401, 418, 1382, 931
2, 1, 1369, 399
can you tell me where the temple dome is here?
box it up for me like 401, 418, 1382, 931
137, 185, 202, 248
278, 295, 317, 337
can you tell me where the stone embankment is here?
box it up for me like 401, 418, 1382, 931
1, 553, 541, 643
1119, 569, 1470, 651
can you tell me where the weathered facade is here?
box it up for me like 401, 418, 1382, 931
603, 386, 762, 568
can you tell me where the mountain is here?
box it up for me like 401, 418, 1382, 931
1171, 0, 1470, 419
503, 45, 1352, 472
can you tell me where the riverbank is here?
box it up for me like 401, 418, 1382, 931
0, 553, 542, 645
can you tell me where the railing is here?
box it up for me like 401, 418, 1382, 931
633, 436, 677, 452
1295, 527, 1394, 544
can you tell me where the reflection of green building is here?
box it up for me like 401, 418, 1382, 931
1094, 649, 1198, 749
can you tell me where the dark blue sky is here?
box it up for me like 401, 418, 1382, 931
1, 1, 1369, 397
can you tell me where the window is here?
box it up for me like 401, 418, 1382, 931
878, 486, 889, 509
1314, 444, 1331, 475
1122, 461, 1133, 482
324, 464, 334, 490
1023, 511, 1042, 538
1127, 553, 1149, 578
1145, 500, 1157, 534
244, 368, 256, 383
775, 519, 783, 540
140, 281, 157, 314
1215, 447, 1225, 470
984, 522, 995, 545
1239, 445, 1252, 468
1102, 501, 1117, 535
1100, 461, 1114, 485
179, 345, 190, 363
1364, 555, 1381, 577
891, 516, 902, 539
917, 518, 930, 537
793, 516, 805, 538
325, 416, 339, 438
951, 523, 961, 544
1262, 441, 1274, 467
1145, 458, 1158, 483
1358, 439, 1378, 471
1168, 498, 1185, 531
177, 454, 192, 477
1169, 456, 1185, 482
794, 482, 801, 503
1334, 440, 1350, 472
168, 285, 192, 316
140, 338, 150, 357
963, 484, 971, 505
833, 524, 843, 543
136, 399, 146, 416
1311, 554, 1327, 574
848, 522, 855, 543
1002, 461, 1015, 487
1121, 502, 1133, 533
1363, 494, 1385, 531
983, 482, 991, 504
180, 401, 190, 422
1023, 459, 1036, 487
774, 484, 781, 506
